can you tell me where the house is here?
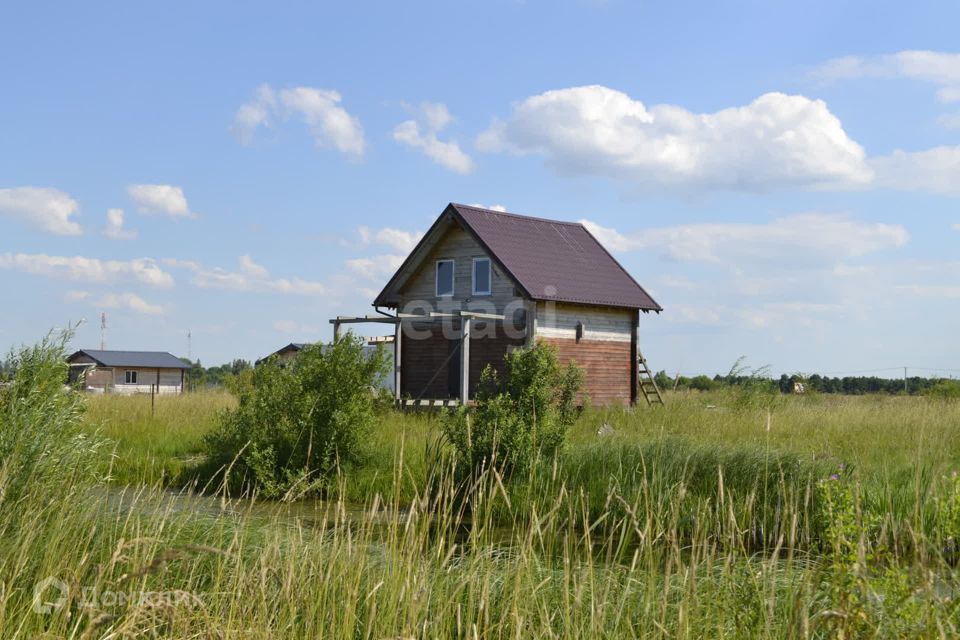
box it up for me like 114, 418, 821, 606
255, 343, 307, 367
334, 203, 662, 407
66, 349, 190, 394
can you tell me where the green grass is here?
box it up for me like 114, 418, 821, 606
84, 391, 236, 485
14, 387, 947, 637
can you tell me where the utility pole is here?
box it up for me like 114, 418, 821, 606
100, 313, 107, 350
904, 366, 908, 394
187, 330, 192, 361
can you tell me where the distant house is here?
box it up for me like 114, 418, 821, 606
335, 203, 662, 407
255, 343, 307, 367
66, 349, 190, 395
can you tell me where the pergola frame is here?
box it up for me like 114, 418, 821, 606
329, 310, 507, 405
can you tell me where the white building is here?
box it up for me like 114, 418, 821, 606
67, 349, 190, 395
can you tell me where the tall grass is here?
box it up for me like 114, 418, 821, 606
5, 382, 943, 636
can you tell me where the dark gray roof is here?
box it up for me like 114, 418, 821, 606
68, 349, 190, 369
375, 203, 661, 311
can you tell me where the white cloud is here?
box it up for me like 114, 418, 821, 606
477, 86, 872, 191
98, 293, 164, 315
468, 203, 508, 212
871, 146, 960, 195
0, 253, 174, 287
953, 223, 960, 232
166, 255, 326, 295
814, 50, 960, 103
65, 290, 164, 315
346, 254, 406, 280
937, 112, 960, 129
232, 84, 366, 158
582, 213, 908, 265
393, 102, 474, 174
127, 184, 194, 218
0, 187, 81, 235
357, 226, 423, 252
103, 208, 136, 240
230, 84, 276, 143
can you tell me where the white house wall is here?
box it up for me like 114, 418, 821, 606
535, 302, 634, 343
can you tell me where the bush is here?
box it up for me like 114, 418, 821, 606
928, 379, 960, 400
0, 332, 102, 517
442, 342, 582, 478
202, 336, 389, 498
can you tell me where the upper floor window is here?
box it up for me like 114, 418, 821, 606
436, 259, 454, 297
472, 257, 491, 296
125, 370, 138, 384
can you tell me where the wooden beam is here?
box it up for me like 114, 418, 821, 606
393, 320, 402, 401
460, 316, 471, 404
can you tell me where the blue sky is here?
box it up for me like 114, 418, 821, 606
2, 0, 959, 377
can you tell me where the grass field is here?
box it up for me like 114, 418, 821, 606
4, 381, 959, 637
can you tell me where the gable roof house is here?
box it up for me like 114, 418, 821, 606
67, 349, 190, 395
336, 203, 661, 407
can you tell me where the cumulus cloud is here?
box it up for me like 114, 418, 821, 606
0, 187, 82, 235
103, 208, 137, 240
476, 85, 872, 191
232, 84, 366, 158
582, 213, 909, 265
165, 255, 326, 295
393, 102, 474, 174
814, 50, 960, 103
0, 253, 174, 287
230, 84, 276, 144
127, 184, 194, 218
357, 226, 424, 252
870, 146, 960, 195
346, 254, 406, 280
467, 203, 508, 212
65, 290, 164, 315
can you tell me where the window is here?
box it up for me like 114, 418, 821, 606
472, 257, 491, 296
125, 370, 138, 384
436, 259, 454, 296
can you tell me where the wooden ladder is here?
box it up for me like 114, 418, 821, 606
637, 351, 665, 407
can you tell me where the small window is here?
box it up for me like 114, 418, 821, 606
436, 259, 454, 297
125, 370, 138, 384
472, 257, 491, 296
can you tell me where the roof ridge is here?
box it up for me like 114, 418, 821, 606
451, 203, 585, 227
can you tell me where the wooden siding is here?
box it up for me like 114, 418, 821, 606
535, 302, 637, 407
398, 223, 524, 316
540, 337, 633, 406
534, 302, 634, 343
73, 366, 184, 394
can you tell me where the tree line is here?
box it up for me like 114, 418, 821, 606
654, 370, 959, 396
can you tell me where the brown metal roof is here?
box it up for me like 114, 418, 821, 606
374, 203, 661, 312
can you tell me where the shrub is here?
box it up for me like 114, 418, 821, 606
928, 379, 960, 400
0, 332, 102, 518
202, 336, 389, 498
442, 342, 582, 478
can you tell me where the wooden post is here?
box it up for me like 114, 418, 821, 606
630, 312, 638, 406
333, 321, 342, 342
460, 316, 471, 404
525, 300, 537, 348
394, 319, 402, 402
151, 383, 155, 417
